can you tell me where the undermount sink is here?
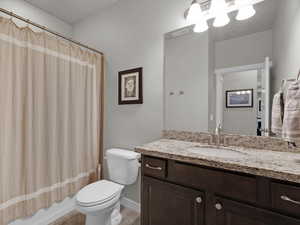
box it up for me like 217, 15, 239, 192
187, 145, 248, 159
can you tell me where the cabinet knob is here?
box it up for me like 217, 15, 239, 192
215, 203, 223, 210
195, 197, 202, 204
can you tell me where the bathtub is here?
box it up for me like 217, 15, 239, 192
9, 197, 76, 225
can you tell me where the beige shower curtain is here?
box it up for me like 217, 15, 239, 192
0, 17, 103, 224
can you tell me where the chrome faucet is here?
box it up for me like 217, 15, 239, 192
215, 123, 222, 146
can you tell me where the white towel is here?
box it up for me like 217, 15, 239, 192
271, 91, 284, 135
282, 81, 300, 142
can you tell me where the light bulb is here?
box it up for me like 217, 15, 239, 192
186, 0, 202, 25
236, 5, 256, 20
210, 0, 230, 27
193, 18, 208, 33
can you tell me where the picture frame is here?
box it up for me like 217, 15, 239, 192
226, 89, 253, 108
118, 67, 143, 105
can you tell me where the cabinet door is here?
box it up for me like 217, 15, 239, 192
142, 176, 205, 225
215, 197, 300, 225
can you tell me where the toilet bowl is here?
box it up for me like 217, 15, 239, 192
75, 149, 140, 225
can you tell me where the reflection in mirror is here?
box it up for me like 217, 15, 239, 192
164, 29, 210, 132
164, 0, 300, 139
216, 66, 268, 136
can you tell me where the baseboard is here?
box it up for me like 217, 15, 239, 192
121, 197, 141, 213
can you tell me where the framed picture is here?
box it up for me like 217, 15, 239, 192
118, 67, 143, 105
226, 89, 253, 108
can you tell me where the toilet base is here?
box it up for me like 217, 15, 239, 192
86, 214, 112, 225
82, 201, 122, 225
111, 202, 122, 225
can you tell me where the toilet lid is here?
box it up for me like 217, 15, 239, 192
76, 180, 123, 207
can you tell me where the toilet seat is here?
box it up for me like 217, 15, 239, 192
76, 180, 124, 207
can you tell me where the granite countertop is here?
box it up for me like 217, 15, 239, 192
135, 139, 300, 184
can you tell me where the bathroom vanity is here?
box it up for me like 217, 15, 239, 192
136, 139, 300, 225
142, 1, 300, 224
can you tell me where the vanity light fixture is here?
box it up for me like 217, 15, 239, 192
236, 0, 256, 21
210, 0, 230, 27
185, 0, 264, 33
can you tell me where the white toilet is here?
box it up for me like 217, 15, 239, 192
75, 148, 140, 225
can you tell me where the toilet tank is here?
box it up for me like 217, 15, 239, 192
106, 148, 140, 185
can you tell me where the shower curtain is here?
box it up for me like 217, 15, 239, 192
0, 17, 103, 224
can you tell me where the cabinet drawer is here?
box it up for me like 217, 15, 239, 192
168, 160, 257, 203
271, 182, 300, 217
142, 156, 167, 179
215, 197, 300, 225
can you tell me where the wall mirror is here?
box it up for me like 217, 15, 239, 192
163, 0, 299, 138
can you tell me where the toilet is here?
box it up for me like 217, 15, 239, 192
75, 148, 140, 225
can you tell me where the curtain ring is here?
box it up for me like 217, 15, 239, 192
9, 11, 13, 21
26, 19, 30, 29
42, 26, 46, 35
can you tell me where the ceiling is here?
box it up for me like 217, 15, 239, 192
24, 0, 120, 24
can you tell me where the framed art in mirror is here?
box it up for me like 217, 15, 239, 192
226, 89, 253, 108
118, 67, 143, 105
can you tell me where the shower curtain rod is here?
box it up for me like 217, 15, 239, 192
0, 7, 104, 55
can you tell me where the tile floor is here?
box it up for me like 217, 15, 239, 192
50, 207, 140, 225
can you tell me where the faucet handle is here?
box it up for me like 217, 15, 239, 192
215, 123, 222, 134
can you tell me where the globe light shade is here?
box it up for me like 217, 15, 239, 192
193, 18, 209, 33
210, 0, 230, 27
213, 13, 230, 27
236, 5, 256, 21
186, 1, 202, 25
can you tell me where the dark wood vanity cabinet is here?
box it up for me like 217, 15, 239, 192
141, 155, 300, 225
142, 176, 205, 225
